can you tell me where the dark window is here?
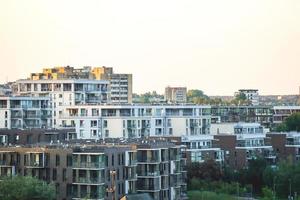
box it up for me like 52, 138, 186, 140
111, 154, 114, 166
56, 155, 60, 166
53, 169, 57, 181
118, 154, 121, 165
67, 155, 72, 167
117, 169, 119, 180
62, 168, 67, 182
66, 184, 72, 197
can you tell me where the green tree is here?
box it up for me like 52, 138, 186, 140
260, 187, 273, 200
0, 176, 55, 200
276, 113, 300, 132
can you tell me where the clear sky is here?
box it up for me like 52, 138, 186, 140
0, 0, 299, 95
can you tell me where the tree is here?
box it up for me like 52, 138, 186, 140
0, 176, 55, 200
276, 112, 300, 132
187, 160, 223, 183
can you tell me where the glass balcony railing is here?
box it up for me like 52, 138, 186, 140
74, 177, 105, 184
73, 162, 106, 169
138, 171, 160, 177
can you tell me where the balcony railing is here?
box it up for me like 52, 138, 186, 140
26, 161, 45, 168
137, 184, 161, 191
138, 171, 160, 177
286, 141, 300, 146
73, 162, 106, 169
74, 177, 105, 184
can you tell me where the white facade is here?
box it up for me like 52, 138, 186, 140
236, 89, 259, 105
0, 96, 51, 129
15, 79, 109, 128
58, 105, 211, 139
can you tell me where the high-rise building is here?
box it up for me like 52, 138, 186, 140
164, 87, 187, 103
28, 66, 133, 104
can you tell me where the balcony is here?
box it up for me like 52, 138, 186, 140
137, 183, 161, 191
286, 141, 300, 146
73, 177, 105, 185
127, 124, 137, 129
138, 171, 160, 177
73, 162, 106, 169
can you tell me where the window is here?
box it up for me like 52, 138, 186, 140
80, 130, 84, 138
105, 130, 109, 137
91, 120, 97, 127
103, 120, 108, 128
67, 155, 72, 167
52, 169, 57, 181
111, 154, 114, 166
62, 168, 67, 182
91, 130, 97, 137
56, 155, 60, 166
80, 120, 84, 127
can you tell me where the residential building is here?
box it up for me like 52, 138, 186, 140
211, 105, 273, 128
272, 106, 300, 125
164, 87, 187, 103
0, 96, 52, 129
109, 73, 132, 104
0, 135, 187, 200
15, 79, 109, 128
235, 89, 259, 105
58, 104, 211, 139
181, 135, 224, 165
267, 132, 300, 164
28, 66, 133, 104
214, 123, 276, 169
135, 139, 186, 200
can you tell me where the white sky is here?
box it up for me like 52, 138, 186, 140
0, 0, 300, 95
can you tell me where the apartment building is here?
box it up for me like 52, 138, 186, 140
0, 136, 187, 200
211, 105, 273, 128
58, 104, 211, 140
164, 87, 187, 103
28, 66, 132, 104
109, 74, 132, 104
135, 139, 186, 200
235, 89, 259, 105
214, 123, 276, 169
0, 96, 52, 129
0, 129, 76, 146
267, 132, 300, 164
181, 135, 224, 165
0, 146, 74, 200
272, 106, 300, 125
15, 79, 109, 128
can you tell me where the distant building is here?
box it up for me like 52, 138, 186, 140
235, 89, 259, 105
28, 66, 133, 104
0, 84, 12, 96
109, 73, 132, 104
165, 87, 187, 103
